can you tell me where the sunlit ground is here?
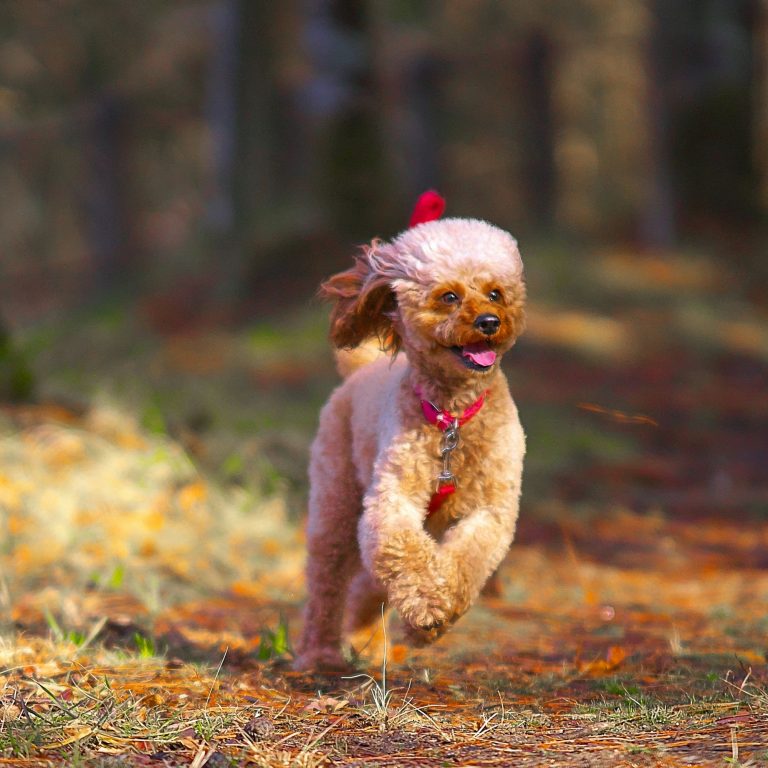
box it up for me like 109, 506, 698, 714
1, 241, 767, 765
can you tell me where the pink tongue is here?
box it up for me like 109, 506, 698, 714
462, 342, 497, 367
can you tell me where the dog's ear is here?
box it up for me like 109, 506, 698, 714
319, 240, 400, 351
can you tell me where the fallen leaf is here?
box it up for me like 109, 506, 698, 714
391, 644, 408, 664
304, 695, 349, 714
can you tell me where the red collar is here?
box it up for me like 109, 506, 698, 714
418, 390, 488, 431
416, 388, 489, 515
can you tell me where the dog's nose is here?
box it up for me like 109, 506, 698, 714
474, 313, 500, 335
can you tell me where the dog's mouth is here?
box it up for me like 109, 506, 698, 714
449, 341, 498, 371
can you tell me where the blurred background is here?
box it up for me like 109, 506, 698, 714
1, 1, 767, 624
2, 0, 767, 323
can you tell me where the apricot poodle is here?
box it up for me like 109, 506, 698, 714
294, 193, 526, 671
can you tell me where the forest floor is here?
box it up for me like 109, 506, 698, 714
1, 240, 768, 766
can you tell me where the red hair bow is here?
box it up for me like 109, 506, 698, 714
408, 190, 446, 228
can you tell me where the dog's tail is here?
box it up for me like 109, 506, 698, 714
334, 339, 391, 379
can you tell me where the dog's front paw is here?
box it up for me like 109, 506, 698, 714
292, 646, 352, 674
391, 588, 453, 634
401, 620, 449, 647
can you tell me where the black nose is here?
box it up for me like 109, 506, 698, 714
474, 313, 500, 335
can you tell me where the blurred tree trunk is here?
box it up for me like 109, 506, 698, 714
82, 95, 133, 289
755, 0, 768, 213
317, 0, 396, 238
429, 2, 530, 228
550, 0, 659, 240
521, 30, 555, 227
640, 0, 676, 248
368, 1, 440, 211
206, 0, 239, 236
233, 0, 276, 247
222, 0, 312, 286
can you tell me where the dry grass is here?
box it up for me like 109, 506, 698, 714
2, 631, 767, 766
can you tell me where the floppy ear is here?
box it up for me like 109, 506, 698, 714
319, 240, 400, 351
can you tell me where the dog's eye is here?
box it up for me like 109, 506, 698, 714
488, 289, 502, 302
440, 291, 460, 305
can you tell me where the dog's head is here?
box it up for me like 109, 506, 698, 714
321, 218, 525, 379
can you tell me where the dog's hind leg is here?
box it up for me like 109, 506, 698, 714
294, 393, 361, 672
344, 569, 389, 664
345, 569, 387, 632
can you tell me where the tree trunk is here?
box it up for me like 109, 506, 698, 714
754, 0, 768, 213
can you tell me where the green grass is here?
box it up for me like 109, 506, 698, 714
257, 616, 292, 661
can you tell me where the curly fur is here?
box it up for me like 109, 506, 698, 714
294, 217, 526, 671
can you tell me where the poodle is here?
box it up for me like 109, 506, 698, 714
294, 192, 526, 671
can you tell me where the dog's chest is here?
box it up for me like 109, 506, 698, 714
419, 418, 496, 530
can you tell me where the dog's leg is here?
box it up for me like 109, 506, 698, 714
345, 569, 387, 632
439, 503, 520, 623
344, 569, 389, 664
357, 444, 456, 634
294, 396, 361, 672
424, 416, 525, 631
295, 528, 359, 671
394, 505, 517, 649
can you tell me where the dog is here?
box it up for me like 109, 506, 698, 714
294, 193, 526, 671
